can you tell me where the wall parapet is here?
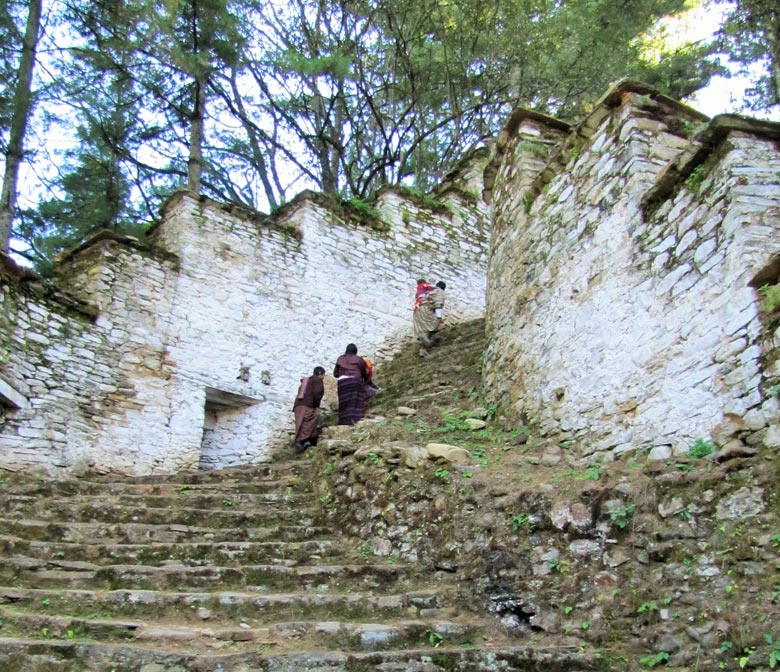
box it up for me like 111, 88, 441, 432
641, 113, 780, 212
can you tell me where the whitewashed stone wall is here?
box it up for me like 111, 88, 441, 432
0, 240, 183, 474
484, 81, 780, 459
0, 171, 489, 475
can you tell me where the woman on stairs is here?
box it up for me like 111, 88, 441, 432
333, 343, 369, 425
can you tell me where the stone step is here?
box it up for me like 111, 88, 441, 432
0, 475, 309, 498
0, 586, 453, 624
0, 518, 333, 544
0, 491, 316, 516
0, 501, 320, 528
0, 460, 308, 493
0, 637, 596, 672
3, 557, 426, 593
0, 608, 490, 655
84, 460, 307, 485
0, 536, 341, 566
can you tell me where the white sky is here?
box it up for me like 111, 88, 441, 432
673, 2, 780, 121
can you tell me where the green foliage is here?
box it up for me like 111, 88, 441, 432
685, 164, 706, 192
674, 505, 692, 522
716, 0, 780, 113
509, 513, 535, 532
610, 503, 636, 530
689, 438, 715, 459
65, 624, 84, 640
357, 542, 373, 561
758, 284, 780, 315
281, 50, 352, 79
679, 119, 706, 138
396, 186, 441, 211
637, 600, 659, 614
427, 629, 444, 647
766, 633, 780, 668
433, 408, 472, 434
578, 466, 601, 481
470, 446, 488, 467
639, 651, 669, 668
2, 0, 725, 256
346, 198, 383, 223
434, 468, 449, 481
739, 647, 755, 668
516, 139, 549, 159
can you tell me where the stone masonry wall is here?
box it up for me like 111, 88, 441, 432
484, 81, 780, 459
0, 241, 183, 474
0, 170, 489, 475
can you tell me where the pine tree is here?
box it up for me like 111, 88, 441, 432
0, 0, 42, 253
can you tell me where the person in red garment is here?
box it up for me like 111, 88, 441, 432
413, 280, 446, 357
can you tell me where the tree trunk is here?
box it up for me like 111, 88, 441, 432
187, 75, 206, 194
227, 68, 278, 209
0, 0, 43, 252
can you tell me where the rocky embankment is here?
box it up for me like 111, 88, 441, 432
310, 318, 780, 671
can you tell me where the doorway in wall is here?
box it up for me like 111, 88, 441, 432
0, 376, 27, 440
200, 387, 261, 470
0, 376, 27, 412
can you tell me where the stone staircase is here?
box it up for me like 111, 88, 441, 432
0, 452, 582, 671
369, 318, 486, 415
0, 319, 603, 671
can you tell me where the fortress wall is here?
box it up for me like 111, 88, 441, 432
1, 173, 489, 475
0, 242, 184, 474
152, 187, 489, 469
484, 82, 780, 458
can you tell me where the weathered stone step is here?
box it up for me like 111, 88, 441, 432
0, 637, 597, 672
0, 586, 452, 624
0, 608, 490, 655
0, 462, 311, 495
0, 518, 333, 544
85, 461, 306, 485
4, 558, 425, 593
0, 475, 310, 498
0, 489, 316, 511
0, 536, 340, 566
0, 501, 319, 528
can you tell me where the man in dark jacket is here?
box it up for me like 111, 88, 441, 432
293, 366, 326, 453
